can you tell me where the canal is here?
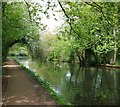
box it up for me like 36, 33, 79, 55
17, 57, 120, 105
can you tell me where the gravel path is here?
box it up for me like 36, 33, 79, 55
2, 59, 57, 106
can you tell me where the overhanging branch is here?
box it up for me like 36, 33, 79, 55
57, 0, 79, 36
24, 0, 32, 21
85, 2, 112, 26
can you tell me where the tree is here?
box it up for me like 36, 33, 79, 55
55, 1, 119, 65
2, 2, 41, 62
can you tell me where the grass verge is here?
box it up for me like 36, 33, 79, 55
14, 58, 72, 106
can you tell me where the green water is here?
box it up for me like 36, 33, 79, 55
17, 57, 120, 105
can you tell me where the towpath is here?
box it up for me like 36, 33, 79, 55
2, 59, 57, 106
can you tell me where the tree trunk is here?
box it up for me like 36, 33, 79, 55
113, 28, 117, 64
110, 28, 117, 64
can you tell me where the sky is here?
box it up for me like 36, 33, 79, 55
32, 0, 64, 32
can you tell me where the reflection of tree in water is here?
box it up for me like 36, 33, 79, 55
118, 72, 120, 105
20, 59, 120, 105
67, 63, 81, 104
67, 64, 119, 105
68, 64, 97, 105
69, 63, 80, 84
97, 68, 119, 105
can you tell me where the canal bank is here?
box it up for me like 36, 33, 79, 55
16, 57, 120, 106
2, 59, 57, 106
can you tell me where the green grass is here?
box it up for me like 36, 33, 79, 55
14, 58, 72, 106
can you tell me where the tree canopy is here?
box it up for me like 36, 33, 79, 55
2, 2, 40, 62
2, 1, 120, 65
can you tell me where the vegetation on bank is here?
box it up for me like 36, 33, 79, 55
2, 1, 120, 66
14, 58, 71, 106
2, 1, 120, 105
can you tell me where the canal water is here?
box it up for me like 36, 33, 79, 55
17, 57, 120, 105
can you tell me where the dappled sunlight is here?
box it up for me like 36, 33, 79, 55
3, 59, 56, 105
2, 0, 119, 106
42, 101, 55, 105
4, 88, 54, 105
4, 75, 12, 78
34, 85, 39, 88
7, 96, 15, 100
2, 65, 20, 68
5, 95, 36, 105
15, 100, 22, 104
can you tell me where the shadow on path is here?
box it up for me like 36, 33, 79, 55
2, 59, 57, 106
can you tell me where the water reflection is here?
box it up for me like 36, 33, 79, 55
18, 58, 119, 105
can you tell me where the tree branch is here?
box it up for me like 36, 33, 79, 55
24, 0, 32, 21
93, 2, 112, 26
85, 2, 112, 26
2, 2, 7, 16
57, 0, 69, 19
57, 0, 79, 36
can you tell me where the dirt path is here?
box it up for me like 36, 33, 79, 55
2, 59, 57, 106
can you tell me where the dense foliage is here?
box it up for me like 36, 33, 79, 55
2, 2, 42, 62
44, 1, 120, 65
2, 1, 120, 65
